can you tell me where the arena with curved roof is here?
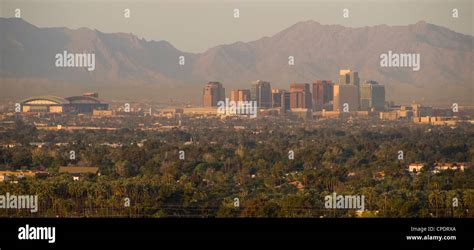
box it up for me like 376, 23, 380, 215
19, 93, 109, 114
20, 96, 69, 113
65, 95, 108, 113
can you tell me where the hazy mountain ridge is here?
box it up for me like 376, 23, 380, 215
1, 18, 472, 104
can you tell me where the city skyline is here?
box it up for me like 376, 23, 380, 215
199, 69, 386, 114
1, 17, 473, 106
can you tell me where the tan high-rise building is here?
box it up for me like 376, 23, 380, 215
333, 69, 360, 111
333, 84, 359, 112
338, 69, 360, 86
203, 82, 225, 107
230, 89, 251, 102
290, 83, 312, 110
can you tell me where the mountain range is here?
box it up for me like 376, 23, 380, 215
1, 18, 473, 104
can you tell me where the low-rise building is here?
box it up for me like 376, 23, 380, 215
380, 111, 399, 121
0, 170, 36, 181
92, 109, 114, 116
408, 163, 424, 174
373, 171, 385, 180
432, 163, 470, 174
182, 107, 217, 116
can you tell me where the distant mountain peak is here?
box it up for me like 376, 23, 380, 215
0, 18, 472, 104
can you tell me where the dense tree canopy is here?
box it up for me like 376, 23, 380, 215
0, 118, 473, 217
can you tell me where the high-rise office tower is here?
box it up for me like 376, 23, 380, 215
333, 84, 359, 112
333, 69, 360, 111
251, 80, 272, 109
202, 81, 225, 107
230, 89, 251, 102
359, 80, 385, 111
312, 80, 334, 111
280, 91, 291, 113
271, 88, 283, 108
290, 83, 312, 110
338, 69, 360, 86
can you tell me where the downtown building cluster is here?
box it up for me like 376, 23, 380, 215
202, 69, 386, 117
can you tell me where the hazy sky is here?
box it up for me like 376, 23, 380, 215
1, 0, 473, 53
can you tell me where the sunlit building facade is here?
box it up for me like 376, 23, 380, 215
203, 82, 225, 107
290, 83, 312, 110
312, 80, 334, 111
230, 89, 251, 102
